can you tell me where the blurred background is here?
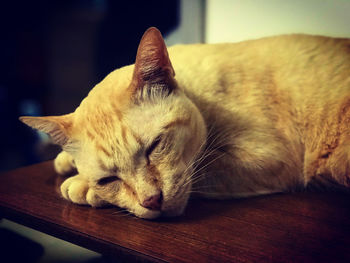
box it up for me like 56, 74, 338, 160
0, 0, 203, 172
1, 0, 350, 172
0, 0, 350, 262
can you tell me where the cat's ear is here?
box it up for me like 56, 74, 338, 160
19, 114, 74, 147
131, 27, 176, 100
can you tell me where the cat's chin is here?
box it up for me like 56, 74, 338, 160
130, 184, 191, 219
132, 203, 187, 219
134, 209, 162, 220
132, 199, 188, 219
135, 206, 186, 219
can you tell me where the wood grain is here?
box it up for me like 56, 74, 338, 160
1, 161, 350, 262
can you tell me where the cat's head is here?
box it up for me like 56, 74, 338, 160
20, 27, 207, 219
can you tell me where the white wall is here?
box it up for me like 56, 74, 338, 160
165, 0, 205, 45
206, 0, 350, 43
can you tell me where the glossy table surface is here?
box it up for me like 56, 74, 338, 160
1, 161, 350, 262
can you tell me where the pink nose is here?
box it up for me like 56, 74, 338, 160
141, 193, 162, 211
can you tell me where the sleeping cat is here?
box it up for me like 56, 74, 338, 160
20, 27, 350, 219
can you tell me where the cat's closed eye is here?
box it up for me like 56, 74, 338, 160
97, 176, 120, 186
146, 136, 162, 158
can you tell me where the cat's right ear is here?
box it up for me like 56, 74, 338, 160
19, 114, 75, 148
130, 27, 176, 101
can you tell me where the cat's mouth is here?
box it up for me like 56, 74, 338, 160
134, 203, 187, 219
133, 183, 191, 219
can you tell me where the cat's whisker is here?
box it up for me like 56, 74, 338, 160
113, 212, 133, 218
186, 190, 230, 197
130, 214, 140, 220
186, 146, 217, 174
193, 132, 232, 165
111, 208, 129, 216
186, 174, 207, 188
183, 124, 226, 174
186, 126, 218, 164
185, 152, 227, 185
182, 143, 206, 175
184, 163, 224, 190
186, 190, 211, 194
112, 209, 146, 220
194, 137, 236, 166
183, 135, 234, 187
191, 183, 221, 190
182, 126, 233, 182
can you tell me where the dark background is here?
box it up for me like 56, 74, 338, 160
0, 0, 179, 172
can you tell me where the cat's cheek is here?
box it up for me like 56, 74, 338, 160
161, 183, 191, 217
97, 186, 161, 219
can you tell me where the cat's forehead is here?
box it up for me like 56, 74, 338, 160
79, 101, 190, 177
125, 96, 188, 140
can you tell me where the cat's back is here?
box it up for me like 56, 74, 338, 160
169, 34, 350, 186
169, 34, 350, 114
169, 34, 350, 59
169, 34, 350, 82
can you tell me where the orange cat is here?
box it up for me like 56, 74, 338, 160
20, 27, 350, 219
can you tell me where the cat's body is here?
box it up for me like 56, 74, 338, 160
21, 28, 350, 219
171, 35, 350, 197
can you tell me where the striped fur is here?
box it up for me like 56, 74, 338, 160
20, 28, 350, 219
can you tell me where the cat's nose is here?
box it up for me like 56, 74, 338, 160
141, 192, 163, 211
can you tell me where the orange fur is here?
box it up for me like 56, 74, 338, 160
20, 28, 350, 218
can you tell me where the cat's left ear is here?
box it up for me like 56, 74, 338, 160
131, 27, 176, 100
19, 114, 74, 148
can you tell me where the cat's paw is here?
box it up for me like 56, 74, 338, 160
54, 151, 76, 175
60, 175, 106, 207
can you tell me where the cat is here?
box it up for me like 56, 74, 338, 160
20, 27, 350, 219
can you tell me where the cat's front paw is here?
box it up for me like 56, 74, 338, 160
60, 175, 106, 207
54, 151, 76, 175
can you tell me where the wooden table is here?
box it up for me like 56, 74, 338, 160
1, 161, 350, 262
